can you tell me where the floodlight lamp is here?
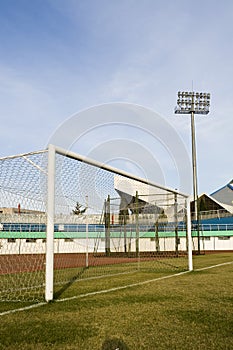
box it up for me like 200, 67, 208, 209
175, 90, 210, 115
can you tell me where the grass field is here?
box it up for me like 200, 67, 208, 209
1, 253, 233, 349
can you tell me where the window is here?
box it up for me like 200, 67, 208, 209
201, 236, 210, 241
64, 238, 74, 242
218, 236, 230, 240
7, 238, 16, 243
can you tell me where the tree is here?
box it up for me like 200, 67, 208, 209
72, 202, 86, 215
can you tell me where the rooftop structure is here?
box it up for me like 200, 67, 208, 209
211, 180, 233, 207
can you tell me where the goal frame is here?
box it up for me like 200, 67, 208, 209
45, 144, 193, 302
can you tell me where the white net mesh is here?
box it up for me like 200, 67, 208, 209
0, 147, 190, 302
0, 151, 47, 301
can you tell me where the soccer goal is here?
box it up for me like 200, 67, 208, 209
0, 144, 192, 302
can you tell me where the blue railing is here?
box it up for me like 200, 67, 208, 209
1, 222, 233, 233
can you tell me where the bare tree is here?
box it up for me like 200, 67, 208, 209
72, 202, 86, 215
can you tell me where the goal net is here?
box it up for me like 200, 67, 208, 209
0, 145, 192, 302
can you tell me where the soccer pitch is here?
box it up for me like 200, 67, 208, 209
1, 253, 233, 350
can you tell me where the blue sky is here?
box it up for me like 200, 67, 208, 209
0, 0, 233, 195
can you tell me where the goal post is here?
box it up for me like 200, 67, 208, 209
0, 144, 193, 303
45, 144, 56, 302
45, 144, 193, 301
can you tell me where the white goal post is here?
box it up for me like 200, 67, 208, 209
45, 144, 193, 301
46, 144, 56, 302
0, 144, 193, 303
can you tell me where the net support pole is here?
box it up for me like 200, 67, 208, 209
174, 193, 178, 256
186, 197, 193, 271
85, 195, 89, 268
105, 195, 111, 256
45, 144, 56, 302
135, 191, 139, 258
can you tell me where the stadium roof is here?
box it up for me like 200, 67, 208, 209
192, 193, 233, 214
211, 180, 233, 207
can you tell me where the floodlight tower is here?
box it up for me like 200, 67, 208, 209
175, 91, 210, 253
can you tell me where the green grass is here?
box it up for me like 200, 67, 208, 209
1, 253, 233, 349
0, 254, 188, 303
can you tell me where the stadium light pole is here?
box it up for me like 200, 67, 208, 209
174, 91, 210, 254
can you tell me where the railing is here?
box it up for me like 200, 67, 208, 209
1, 216, 233, 233
196, 223, 233, 232
192, 209, 233, 220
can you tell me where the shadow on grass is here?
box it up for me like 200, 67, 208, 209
53, 267, 88, 299
101, 337, 129, 350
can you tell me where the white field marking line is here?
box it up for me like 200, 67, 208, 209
195, 261, 233, 272
0, 271, 190, 316
0, 302, 47, 316
56, 270, 190, 303
55, 261, 233, 303
2, 261, 232, 315
54, 269, 138, 287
